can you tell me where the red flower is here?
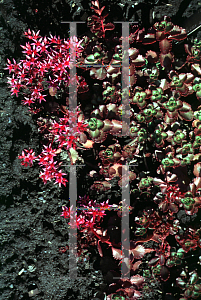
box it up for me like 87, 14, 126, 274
60, 206, 71, 218
54, 170, 68, 187
18, 149, 37, 167
21, 97, 35, 106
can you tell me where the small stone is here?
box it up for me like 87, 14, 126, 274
28, 288, 39, 297
27, 265, 36, 273
18, 268, 25, 276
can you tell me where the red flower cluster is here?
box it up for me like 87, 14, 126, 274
5, 29, 84, 113
18, 146, 68, 187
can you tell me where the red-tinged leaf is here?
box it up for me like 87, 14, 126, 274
179, 109, 194, 121
191, 63, 201, 75
160, 78, 170, 90
194, 125, 201, 136
112, 247, 122, 260
160, 265, 170, 281
193, 162, 201, 177
89, 68, 96, 78
128, 48, 139, 60
107, 65, 120, 75
192, 119, 201, 127
91, 0, 99, 8
130, 275, 145, 287
89, 128, 101, 139
160, 184, 169, 193
179, 101, 192, 112
168, 25, 183, 36
124, 288, 135, 298
166, 172, 178, 182
142, 33, 156, 45
137, 28, 146, 42
185, 73, 194, 84
160, 52, 174, 68
146, 50, 158, 63
131, 245, 154, 259
159, 202, 168, 212
173, 157, 181, 166
154, 150, 164, 161
164, 112, 175, 124
176, 277, 186, 288
193, 153, 201, 161
193, 176, 201, 188
169, 28, 187, 41
94, 228, 103, 236
93, 7, 104, 16
91, 180, 111, 191
153, 178, 165, 186
169, 203, 179, 213
167, 110, 178, 119
132, 54, 145, 67
133, 290, 142, 299
85, 54, 97, 64
80, 139, 94, 149
97, 240, 103, 257
99, 6, 105, 14
159, 39, 172, 54
184, 44, 192, 56
132, 260, 142, 271
155, 31, 166, 41
104, 23, 115, 31
93, 130, 107, 143
178, 85, 189, 95
102, 119, 112, 132
148, 257, 159, 266
110, 120, 122, 135
94, 67, 107, 80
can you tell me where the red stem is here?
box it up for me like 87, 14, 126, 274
101, 20, 105, 38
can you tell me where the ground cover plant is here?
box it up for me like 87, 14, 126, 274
5, 0, 201, 299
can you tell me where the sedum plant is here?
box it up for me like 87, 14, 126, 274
5, 1, 201, 299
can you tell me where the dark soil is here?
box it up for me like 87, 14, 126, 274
0, 0, 201, 299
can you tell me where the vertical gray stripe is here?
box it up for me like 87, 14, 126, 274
69, 165, 78, 279
121, 23, 131, 279
121, 161, 130, 279
121, 22, 130, 137
68, 22, 78, 279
